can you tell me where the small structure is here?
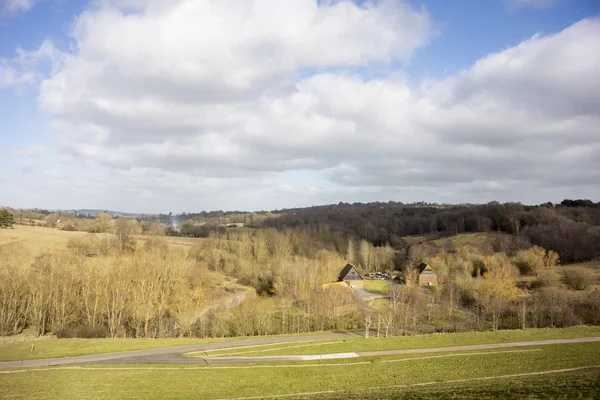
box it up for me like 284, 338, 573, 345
338, 263, 364, 289
416, 263, 437, 286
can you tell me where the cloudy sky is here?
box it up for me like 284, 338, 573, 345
1, 0, 599, 213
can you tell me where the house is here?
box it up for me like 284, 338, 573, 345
416, 263, 437, 286
337, 263, 364, 288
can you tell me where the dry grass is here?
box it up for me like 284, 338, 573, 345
0, 225, 208, 253
0, 225, 87, 252
429, 232, 497, 247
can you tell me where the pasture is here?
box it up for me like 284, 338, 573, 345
197, 326, 600, 357
0, 340, 598, 399
0, 224, 210, 253
0, 225, 86, 252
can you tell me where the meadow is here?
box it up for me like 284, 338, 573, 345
0, 341, 598, 399
0, 224, 207, 253
0, 331, 334, 362
0, 225, 86, 252
198, 326, 600, 357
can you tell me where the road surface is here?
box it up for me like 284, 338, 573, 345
1, 335, 598, 369
0, 332, 360, 369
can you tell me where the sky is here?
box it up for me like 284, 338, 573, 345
0, 0, 599, 213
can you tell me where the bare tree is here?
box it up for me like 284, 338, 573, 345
363, 312, 372, 339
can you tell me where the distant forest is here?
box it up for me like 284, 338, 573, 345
159, 199, 600, 264
11, 199, 600, 264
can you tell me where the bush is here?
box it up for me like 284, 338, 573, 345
67, 236, 97, 257
56, 324, 108, 338
471, 259, 488, 277
562, 268, 593, 291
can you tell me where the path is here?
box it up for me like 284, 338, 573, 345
0, 332, 361, 369
196, 287, 256, 319
2, 335, 599, 369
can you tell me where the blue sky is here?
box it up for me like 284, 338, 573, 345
1, 0, 599, 213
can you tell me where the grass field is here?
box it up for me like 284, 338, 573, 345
0, 225, 86, 252
200, 326, 600, 357
0, 332, 338, 362
429, 232, 499, 247
363, 279, 390, 294
0, 342, 598, 399
0, 225, 211, 253
296, 367, 600, 399
2, 327, 598, 363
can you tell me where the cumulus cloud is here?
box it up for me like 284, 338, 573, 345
27, 0, 600, 210
0, 40, 61, 89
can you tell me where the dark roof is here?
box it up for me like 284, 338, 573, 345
338, 263, 363, 281
416, 263, 434, 274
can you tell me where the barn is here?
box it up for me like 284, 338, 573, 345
337, 263, 364, 289
416, 263, 437, 286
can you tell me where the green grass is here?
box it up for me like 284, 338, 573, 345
296, 367, 600, 399
206, 326, 600, 357
0, 342, 598, 399
368, 298, 390, 312
363, 279, 390, 294
0, 338, 230, 362
0, 332, 335, 362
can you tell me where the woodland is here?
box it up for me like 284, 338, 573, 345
1, 199, 599, 339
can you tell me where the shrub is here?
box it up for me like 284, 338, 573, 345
56, 325, 108, 338
471, 259, 488, 277
67, 236, 97, 257
562, 268, 593, 291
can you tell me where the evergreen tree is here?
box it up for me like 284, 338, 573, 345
0, 208, 14, 228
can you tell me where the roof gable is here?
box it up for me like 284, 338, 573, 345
338, 263, 363, 281
416, 263, 434, 274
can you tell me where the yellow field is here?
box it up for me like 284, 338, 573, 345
0, 225, 87, 252
429, 232, 501, 247
0, 225, 211, 253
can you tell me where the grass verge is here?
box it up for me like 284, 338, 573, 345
0, 342, 598, 399
0, 332, 335, 362
363, 279, 390, 294
202, 326, 600, 357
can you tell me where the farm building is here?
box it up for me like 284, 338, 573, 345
337, 263, 364, 288
416, 263, 437, 286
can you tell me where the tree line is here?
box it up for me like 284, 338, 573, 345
1, 221, 598, 338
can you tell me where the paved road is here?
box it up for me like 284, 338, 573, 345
357, 337, 600, 356
1, 335, 598, 368
0, 332, 360, 369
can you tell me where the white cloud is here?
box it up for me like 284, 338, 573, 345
12, 144, 49, 157
0, 62, 34, 88
14, 0, 600, 211
0, 40, 61, 89
2, 0, 35, 14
